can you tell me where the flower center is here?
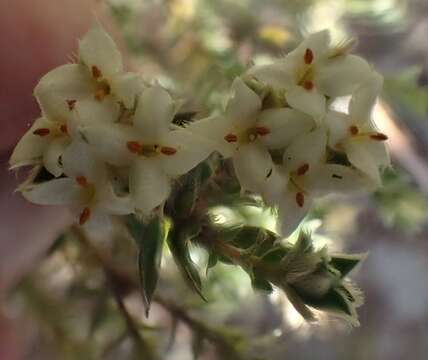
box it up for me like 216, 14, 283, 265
126, 141, 176, 157
348, 126, 388, 142
224, 126, 270, 144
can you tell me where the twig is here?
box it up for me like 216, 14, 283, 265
71, 226, 158, 360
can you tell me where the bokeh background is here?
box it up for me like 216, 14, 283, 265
1, 0, 428, 359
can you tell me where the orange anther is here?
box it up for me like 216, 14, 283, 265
127, 141, 142, 154
79, 207, 91, 225
33, 128, 50, 136
302, 80, 314, 91
66, 99, 76, 111
224, 133, 238, 143
92, 65, 102, 79
296, 192, 305, 207
160, 146, 177, 156
370, 133, 388, 141
304, 48, 314, 65
76, 176, 88, 187
255, 126, 270, 136
349, 125, 359, 135
297, 163, 310, 176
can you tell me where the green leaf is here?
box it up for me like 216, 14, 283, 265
136, 216, 165, 317
305, 288, 354, 317
250, 270, 273, 293
206, 254, 218, 275
330, 253, 367, 277
126, 214, 147, 246
167, 230, 207, 301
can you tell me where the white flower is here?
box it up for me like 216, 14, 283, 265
20, 141, 133, 229
189, 78, 315, 194
9, 97, 118, 177
325, 72, 390, 186
266, 128, 373, 235
34, 23, 142, 112
248, 30, 371, 120
79, 85, 214, 215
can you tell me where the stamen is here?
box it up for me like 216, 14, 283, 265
304, 48, 314, 64
60, 124, 68, 134
127, 141, 142, 154
224, 133, 238, 143
79, 207, 91, 225
160, 146, 177, 156
76, 176, 88, 187
92, 65, 102, 79
66, 99, 76, 111
370, 133, 388, 141
255, 126, 270, 136
349, 125, 359, 135
302, 80, 314, 91
297, 163, 309, 176
33, 128, 50, 136
296, 192, 305, 207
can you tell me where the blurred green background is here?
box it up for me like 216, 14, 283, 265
2, 0, 428, 359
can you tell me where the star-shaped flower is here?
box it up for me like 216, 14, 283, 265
190, 78, 315, 194
34, 23, 142, 113
79, 85, 214, 215
325, 72, 390, 186
267, 128, 373, 235
20, 141, 133, 229
248, 30, 371, 120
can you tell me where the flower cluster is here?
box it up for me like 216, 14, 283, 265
10, 23, 212, 229
10, 26, 389, 235
192, 30, 389, 234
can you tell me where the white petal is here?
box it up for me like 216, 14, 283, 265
67, 99, 120, 140
349, 72, 383, 124
278, 187, 313, 236
186, 115, 235, 158
288, 30, 331, 63
315, 55, 371, 97
283, 128, 327, 172
35, 90, 72, 123
80, 124, 135, 166
129, 158, 171, 215
62, 140, 106, 182
34, 64, 93, 101
133, 86, 175, 142
159, 129, 214, 177
225, 78, 261, 129
22, 178, 81, 206
110, 72, 143, 109
344, 141, 382, 186
81, 210, 113, 232
75, 98, 120, 125
43, 137, 69, 177
257, 108, 315, 149
286, 85, 326, 121
248, 60, 295, 89
363, 140, 390, 169
97, 182, 133, 215
305, 164, 376, 196
9, 118, 51, 168
261, 165, 288, 206
324, 110, 351, 148
78, 23, 123, 77
232, 142, 273, 193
